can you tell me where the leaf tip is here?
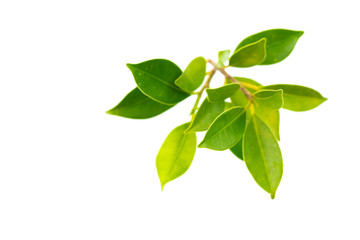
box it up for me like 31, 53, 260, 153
271, 193, 276, 199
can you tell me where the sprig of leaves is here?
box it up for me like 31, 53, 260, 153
107, 28, 327, 199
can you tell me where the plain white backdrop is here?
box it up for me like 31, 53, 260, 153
1, 0, 359, 239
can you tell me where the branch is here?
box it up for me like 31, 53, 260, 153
190, 67, 217, 115
207, 59, 253, 100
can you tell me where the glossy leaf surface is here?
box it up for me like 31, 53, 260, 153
175, 57, 206, 93
206, 83, 240, 102
186, 98, 225, 133
229, 38, 266, 68
262, 84, 327, 111
244, 115, 283, 199
127, 59, 189, 105
230, 138, 243, 160
156, 123, 197, 190
106, 88, 173, 119
217, 50, 230, 67
235, 29, 303, 65
254, 89, 284, 109
199, 107, 246, 150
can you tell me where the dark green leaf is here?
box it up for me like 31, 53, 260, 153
206, 83, 240, 102
127, 59, 189, 105
217, 50, 230, 68
186, 98, 225, 133
254, 89, 284, 109
156, 123, 197, 190
235, 29, 304, 65
106, 88, 173, 119
230, 138, 243, 160
262, 84, 327, 111
199, 107, 246, 150
243, 115, 283, 199
229, 38, 266, 67
175, 57, 206, 93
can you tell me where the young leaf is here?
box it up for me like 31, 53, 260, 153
229, 38, 266, 68
235, 29, 304, 65
127, 59, 189, 105
206, 83, 240, 102
262, 84, 327, 111
254, 89, 284, 109
156, 123, 197, 190
230, 138, 243, 161
243, 115, 283, 199
175, 57, 206, 93
217, 50, 231, 68
106, 88, 173, 119
199, 107, 246, 150
186, 98, 225, 133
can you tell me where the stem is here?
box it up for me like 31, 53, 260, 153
207, 59, 253, 100
190, 67, 216, 116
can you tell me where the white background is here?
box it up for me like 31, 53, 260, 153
1, 0, 359, 239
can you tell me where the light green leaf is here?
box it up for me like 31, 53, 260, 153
229, 38, 266, 68
254, 107, 280, 141
235, 77, 262, 92
243, 115, 283, 199
217, 50, 231, 68
229, 77, 262, 107
175, 57, 206, 93
106, 88, 173, 119
254, 89, 284, 109
225, 101, 234, 109
262, 84, 327, 111
206, 83, 240, 102
186, 98, 225, 133
156, 123, 197, 190
230, 138, 243, 161
199, 107, 246, 150
127, 59, 189, 105
235, 29, 304, 65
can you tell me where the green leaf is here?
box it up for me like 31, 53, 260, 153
254, 89, 284, 109
243, 115, 283, 199
235, 29, 304, 65
127, 59, 189, 105
175, 57, 206, 93
186, 98, 225, 133
235, 77, 262, 92
225, 101, 234, 109
156, 123, 197, 190
217, 50, 230, 68
254, 107, 280, 141
206, 83, 240, 102
262, 84, 327, 111
106, 88, 173, 119
229, 77, 262, 107
229, 38, 266, 68
230, 138, 243, 161
199, 107, 246, 150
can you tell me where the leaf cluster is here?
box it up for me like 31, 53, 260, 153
107, 29, 327, 199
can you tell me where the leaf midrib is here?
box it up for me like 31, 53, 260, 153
131, 65, 184, 93
204, 108, 244, 143
253, 116, 272, 193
